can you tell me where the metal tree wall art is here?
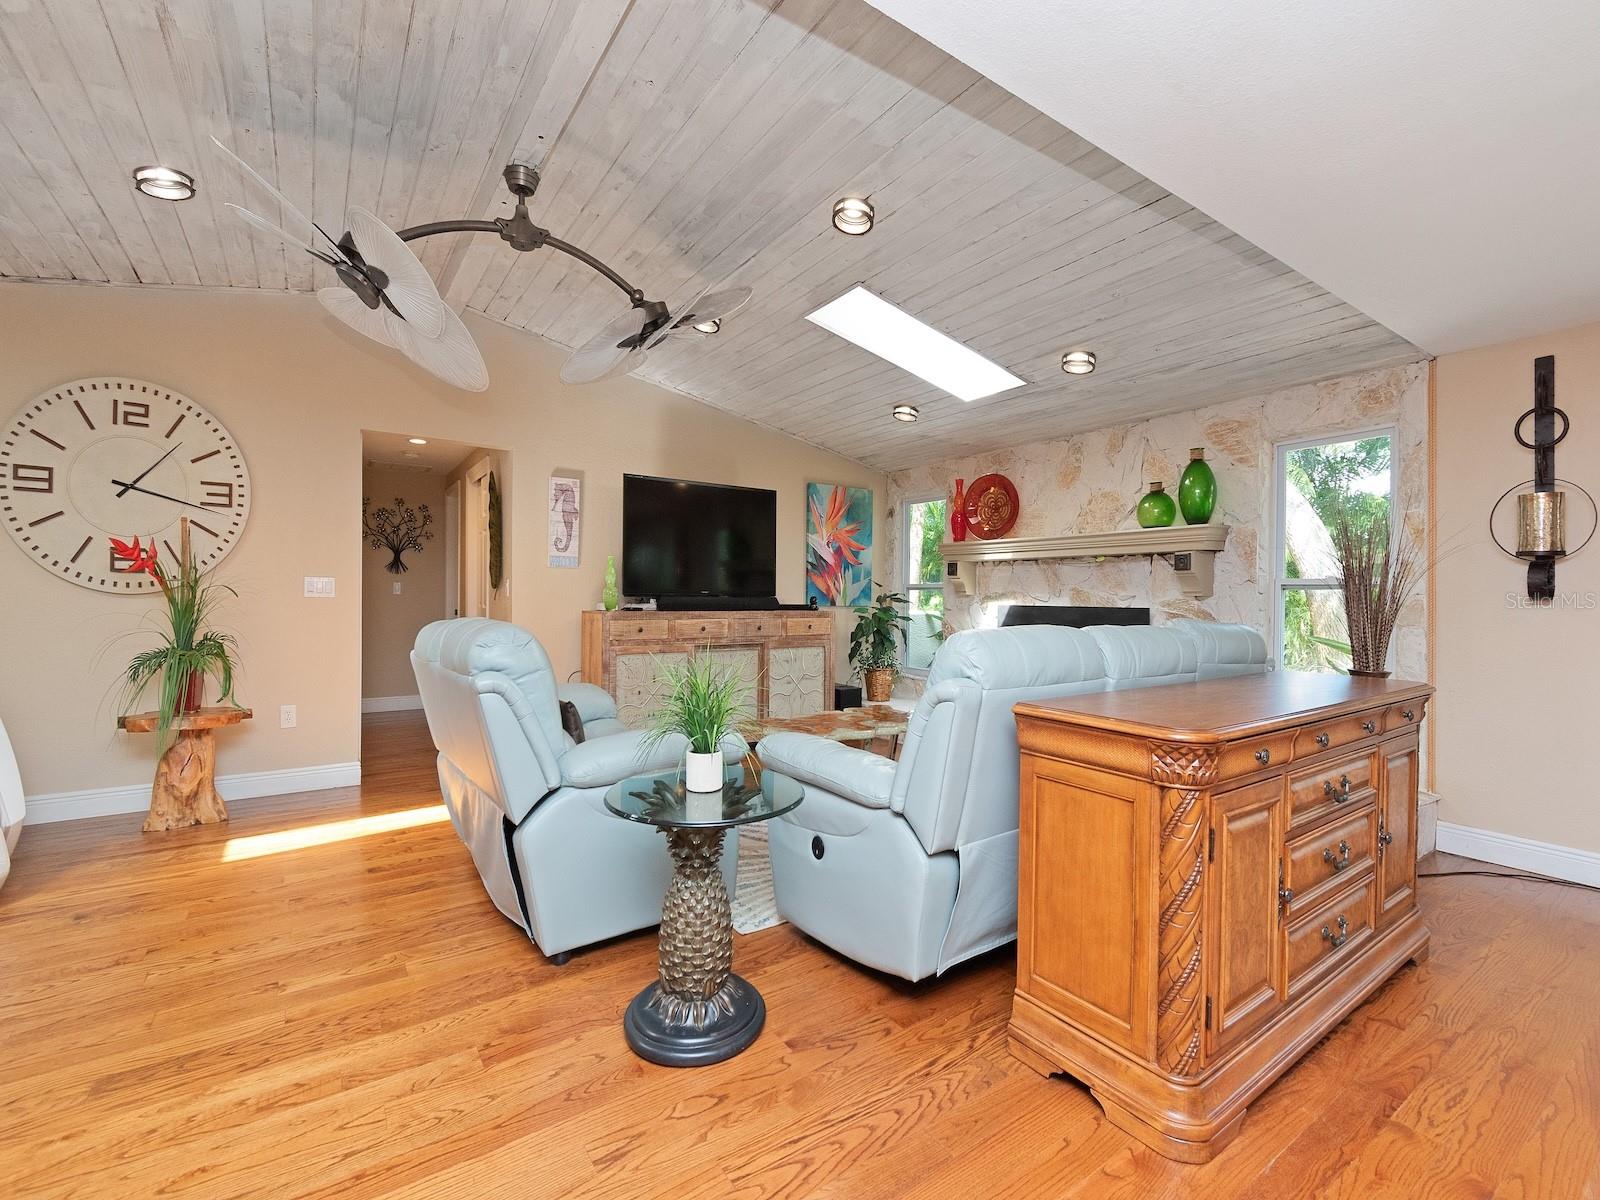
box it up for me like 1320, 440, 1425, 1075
363, 496, 434, 573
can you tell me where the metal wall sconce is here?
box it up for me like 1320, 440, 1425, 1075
1490, 354, 1595, 599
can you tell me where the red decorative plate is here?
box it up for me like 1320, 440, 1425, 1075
963, 473, 1020, 540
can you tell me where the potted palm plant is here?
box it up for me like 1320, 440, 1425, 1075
849, 586, 911, 702
1330, 506, 1421, 677
113, 519, 241, 745
643, 654, 755, 792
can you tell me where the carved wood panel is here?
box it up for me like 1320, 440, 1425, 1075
1151, 742, 1218, 1077
767, 646, 826, 718
615, 652, 687, 728
701, 646, 761, 721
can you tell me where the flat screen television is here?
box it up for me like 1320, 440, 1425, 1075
622, 474, 777, 602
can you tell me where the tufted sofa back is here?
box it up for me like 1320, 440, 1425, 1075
412, 619, 567, 822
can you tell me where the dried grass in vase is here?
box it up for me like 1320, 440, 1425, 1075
1330, 508, 1421, 677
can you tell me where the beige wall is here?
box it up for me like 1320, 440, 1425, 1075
360, 464, 448, 700
1434, 320, 1600, 854
0, 282, 881, 800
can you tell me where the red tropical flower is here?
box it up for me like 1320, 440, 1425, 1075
109, 535, 161, 579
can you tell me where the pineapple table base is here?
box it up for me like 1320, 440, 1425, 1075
623, 827, 766, 1066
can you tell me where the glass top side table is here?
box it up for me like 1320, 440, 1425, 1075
605, 767, 802, 1066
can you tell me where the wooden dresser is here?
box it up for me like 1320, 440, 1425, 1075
580, 609, 834, 726
1009, 672, 1431, 1162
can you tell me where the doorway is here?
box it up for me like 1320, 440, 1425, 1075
358, 432, 509, 723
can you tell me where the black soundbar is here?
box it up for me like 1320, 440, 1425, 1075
650, 596, 819, 612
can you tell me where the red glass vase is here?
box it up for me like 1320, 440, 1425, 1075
950, 479, 967, 542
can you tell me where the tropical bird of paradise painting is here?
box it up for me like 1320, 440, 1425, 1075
805, 483, 872, 606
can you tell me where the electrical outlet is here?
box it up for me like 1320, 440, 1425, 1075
280, 704, 297, 729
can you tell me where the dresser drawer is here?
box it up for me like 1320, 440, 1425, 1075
1383, 700, 1425, 733
1217, 730, 1297, 779
670, 617, 730, 640
1287, 751, 1376, 830
613, 617, 669, 640
785, 616, 830, 636
1285, 875, 1375, 1000
1285, 807, 1378, 912
1294, 710, 1383, 758
731, 615, 779, 637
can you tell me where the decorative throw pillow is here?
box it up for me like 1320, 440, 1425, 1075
559, 700, 586, 744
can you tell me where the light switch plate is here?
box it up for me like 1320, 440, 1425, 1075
393, 581, 402, 595
303, 576, 336, 597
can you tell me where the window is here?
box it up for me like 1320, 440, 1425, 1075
1274, 431, 1395, 672
903, 496, 948, 673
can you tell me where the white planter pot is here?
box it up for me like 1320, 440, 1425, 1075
684, 749, 724, 794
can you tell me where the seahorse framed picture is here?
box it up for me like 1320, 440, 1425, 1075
548, 471, 582, 568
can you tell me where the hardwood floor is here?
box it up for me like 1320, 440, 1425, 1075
2, 712, 1597, 1199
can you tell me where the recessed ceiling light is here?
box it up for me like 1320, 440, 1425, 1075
892, 404, 920, 423
132, 165, 195, 201
1061, 349, 1097, 375
692, 317, 721, 334
805, 286, 1025, 402
408, 437, 429, 445
832, 197, 874, 236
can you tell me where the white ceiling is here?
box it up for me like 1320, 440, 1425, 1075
362, 430, 479, 474
0, 0, 1426, 470
863, 0, 1600, 356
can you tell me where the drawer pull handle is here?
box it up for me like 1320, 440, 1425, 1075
1255, 748, 1272, 765
1323, 840, 1352, 872
1321, 914, 1350, 950
1402, 709, 1415, 722
1323, 774, 1353, 801
700, 625, 707, 632
1278, 883, 1295, 909
1362, 719, 1377, 734
1377, 826, 1394, 857
1315, 733, 1330, 748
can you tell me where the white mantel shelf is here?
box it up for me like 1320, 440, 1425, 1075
940, 525, 1230, 599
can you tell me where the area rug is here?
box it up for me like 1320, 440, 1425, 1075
732, 822, 784, 934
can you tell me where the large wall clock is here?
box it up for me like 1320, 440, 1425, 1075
0, 378, 251, 593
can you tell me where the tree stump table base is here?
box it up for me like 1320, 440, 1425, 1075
118, 707, 252, 834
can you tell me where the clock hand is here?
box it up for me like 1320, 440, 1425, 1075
109, 479, 212, 513
115, 442, 181, 498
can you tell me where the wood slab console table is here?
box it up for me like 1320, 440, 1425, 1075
1008, 672, 1431, 1162
118, 707, 252, 833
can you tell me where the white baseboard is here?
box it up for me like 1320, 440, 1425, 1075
23, 761, 362, 826
361, 694, 423, 714
1434, 820, 1600, 887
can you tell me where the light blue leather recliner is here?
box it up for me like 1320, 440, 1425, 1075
760, 620, 1268, 981
412, 618, 740, 962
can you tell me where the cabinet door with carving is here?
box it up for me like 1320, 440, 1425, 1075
1205, 777, 1287, 1056
1377, 738, 1419, 929
698, 646, 761, 721
767, 646, 826, 718
614, 652, 686, 728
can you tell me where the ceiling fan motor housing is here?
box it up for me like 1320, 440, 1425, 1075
503, 162, 540, 198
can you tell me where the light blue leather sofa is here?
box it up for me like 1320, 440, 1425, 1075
759, 620, 1268, 981
412, 618, 740, 962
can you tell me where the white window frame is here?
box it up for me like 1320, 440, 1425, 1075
901, 492, 947, 677
1272, 426, 1398, 671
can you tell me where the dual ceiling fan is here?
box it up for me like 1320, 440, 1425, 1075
212, 139, 751, 391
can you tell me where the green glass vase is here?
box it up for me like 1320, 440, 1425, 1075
1178, 447, 1217, 525
1137, 483, 1177, 528
602, 554, 619, 611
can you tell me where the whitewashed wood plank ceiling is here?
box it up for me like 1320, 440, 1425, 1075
0, 0, 1423, 470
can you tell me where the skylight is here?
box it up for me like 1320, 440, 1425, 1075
804, 286, 1026, 402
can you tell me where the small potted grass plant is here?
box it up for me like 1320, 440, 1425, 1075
112, 519, 241, 746
644, 654, 755, 792
849, 586, 911, 702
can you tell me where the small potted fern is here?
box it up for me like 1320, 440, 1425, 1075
644, 654, 755, 792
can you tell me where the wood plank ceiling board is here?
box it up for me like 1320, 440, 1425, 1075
0, 0, 1423, 471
